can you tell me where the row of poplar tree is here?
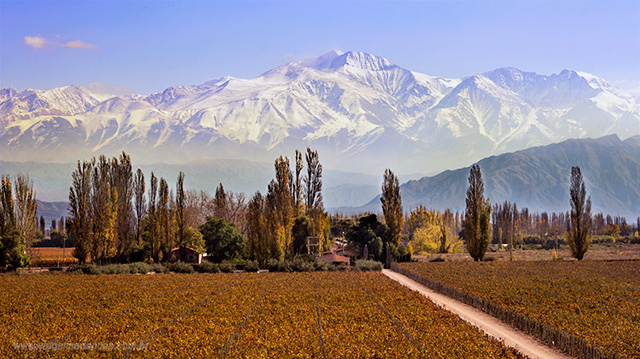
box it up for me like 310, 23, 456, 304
246, 149, 328, 266
68, 153, 201, 264
65, 149, 331, 266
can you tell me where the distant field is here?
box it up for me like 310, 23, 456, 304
0, 272, 524, 358
413, 244, 640, 262
28, 247, 77, 267
399, 261, 640, 358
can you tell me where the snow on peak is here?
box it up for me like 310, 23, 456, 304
341, 51, 396, 71
300, 50, 396, 72
574, 70, 615, 90
299, 50, 344, 70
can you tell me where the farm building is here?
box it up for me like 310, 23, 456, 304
318, 249, 350, 266
168, 247, 202, 264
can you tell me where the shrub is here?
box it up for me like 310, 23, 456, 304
290, 258, 314, 272
218, 261, 236, 273
196, 261, 220, 273
266, 259, 280, 272
66, 264, 93, 274
396, 245, 412, 262
277, 260, 292, 273
329, 262, 349, 271
355, 260, 383, 271
150, 263, 169, 274
244, 260, 260, 272
128, 262, 152, 274
294, 254, 316, 262
171, 262, 194, 274
313, 260, 328, 271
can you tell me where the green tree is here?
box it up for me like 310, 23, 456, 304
111, 152, 134, 260
567, 166, 591, 260
1, 175, 16, 236
158, 177, 171, 252
0, 176, 30, 268
69, 160, 92, 264
265, 157, 294, 260
133, 168, 146, 245
292, 150, 304, 216
464, 165, 491, 261
183, 226, 204, 252
176, 171, 186, 252
346, 214, 388, 258
3, 229, 30, 268
291, 215, 310, 255
14, 173, 38, 247
247, 191, 269, 266
304, 148, 323, 211
91, 155, 116, 263
147, 172, 161, 261
381, 169, 403, 246
200, 217, 246, 263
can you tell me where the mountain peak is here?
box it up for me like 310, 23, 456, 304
300, 50, 397, 72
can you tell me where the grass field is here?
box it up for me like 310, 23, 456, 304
0, 272, 524, 358
399, 261, 640, 358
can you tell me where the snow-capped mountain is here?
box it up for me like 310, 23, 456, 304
1, 51, 639, 174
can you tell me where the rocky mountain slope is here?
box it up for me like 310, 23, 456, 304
350, 135, 640, 219
2, 51, 638, 175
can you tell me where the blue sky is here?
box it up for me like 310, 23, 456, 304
1, 1, 639, 94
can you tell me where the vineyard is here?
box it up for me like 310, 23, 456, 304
1, 272, 524, 358
398, 261, 640, 358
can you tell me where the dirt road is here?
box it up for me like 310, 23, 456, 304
382, 269, 572, 359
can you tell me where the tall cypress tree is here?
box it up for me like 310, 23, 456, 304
133, 168, 146, 245
380, 169, 403, 247
111, 152, 134, 260
567, 166, 591, 260
91, 155, 116, 263
148, 172, 160, 261
464, 165, 491, 261
293, 150, 304, 216
304, 148, 323, 211
69, 160, 92, 264
14, 173, 38, 247
214, 183, 228, 220
176, 171, 186, 256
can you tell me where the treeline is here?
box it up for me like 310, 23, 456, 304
344, 164, 639, 262
5, 149, 640, 269
64, 149, 332, 266
68, 153, 197, 264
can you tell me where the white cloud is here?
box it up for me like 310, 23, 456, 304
23, 35, 99, 50
23, 36, 50, 49
62, 40, 99, 50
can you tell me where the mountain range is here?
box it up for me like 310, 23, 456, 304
346, 135, 640, 219
2, 50, 639, 175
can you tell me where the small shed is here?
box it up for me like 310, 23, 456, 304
318, 251, 350, 266
169, 247, 202, 264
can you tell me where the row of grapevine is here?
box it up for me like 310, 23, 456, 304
4, 272, 531, 358
393, 263, 632, 359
